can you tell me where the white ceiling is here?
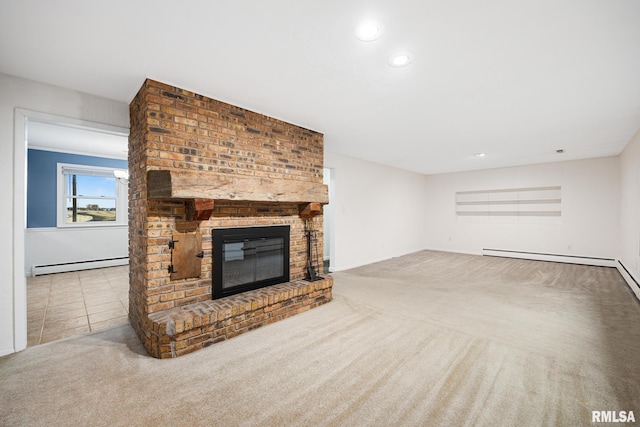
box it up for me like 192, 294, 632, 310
28, 120, 128, 160
2, 0, 640, 174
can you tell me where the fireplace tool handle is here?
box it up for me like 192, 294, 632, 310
304, 219, 319, 281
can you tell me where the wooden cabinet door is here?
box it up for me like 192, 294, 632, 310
170, 231, 202, 280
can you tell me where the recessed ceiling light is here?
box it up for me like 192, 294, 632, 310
354, 21, 381, 42
388, 51, 415, 67
474, 153, 486, 157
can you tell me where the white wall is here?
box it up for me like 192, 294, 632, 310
26, 227, 128, 276
619, 129, 640, 298
324, 151, 429, 271
424, 157, 621, 259
1, 72, 129, 356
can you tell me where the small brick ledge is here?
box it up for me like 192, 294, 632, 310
143, 276, 333, 358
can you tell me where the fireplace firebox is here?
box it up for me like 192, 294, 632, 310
213, 226, 290, 299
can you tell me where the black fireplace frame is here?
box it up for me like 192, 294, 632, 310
212, 225, 290, 299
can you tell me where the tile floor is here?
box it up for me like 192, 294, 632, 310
27, 265, 129, 347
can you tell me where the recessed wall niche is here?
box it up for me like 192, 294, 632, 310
455, 186, 561, 224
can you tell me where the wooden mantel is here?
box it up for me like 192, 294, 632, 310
147, 170, 329, 205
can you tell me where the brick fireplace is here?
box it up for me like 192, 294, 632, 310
128, 79, 333, 358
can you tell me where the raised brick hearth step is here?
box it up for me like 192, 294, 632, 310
144, 276, 333, 358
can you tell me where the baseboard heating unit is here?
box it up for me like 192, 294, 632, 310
482, 248, 616, 267
30, 257, 129, 276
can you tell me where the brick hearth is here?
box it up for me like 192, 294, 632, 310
146, 278, 332, 358
128, 79, 333, 358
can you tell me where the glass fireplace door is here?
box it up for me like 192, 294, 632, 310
222, 237, 285, 289
213, 225, 290, 299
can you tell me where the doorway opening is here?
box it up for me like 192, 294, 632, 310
14, 109, 129, 349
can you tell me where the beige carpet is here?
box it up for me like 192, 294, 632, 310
1, 251, 639, 426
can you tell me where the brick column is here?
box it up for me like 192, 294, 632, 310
128, 79, 331, 357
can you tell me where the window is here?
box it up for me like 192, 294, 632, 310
57, 163, 128, 227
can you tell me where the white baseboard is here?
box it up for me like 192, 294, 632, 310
31, 257, 129, 276
482, 248, 616, 267
617, 261, 640, 301
424, 247, 483, 257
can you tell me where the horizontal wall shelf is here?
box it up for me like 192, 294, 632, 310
456, 199, 561, 206
456, 186, 561, 221
457, 211, 561, 217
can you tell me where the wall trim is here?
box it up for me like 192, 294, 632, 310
13, 108, 29, 354
482, 248, 616, 267
423, 248, 482, 257
31, 257, 129, 277
617, 261, 640, 302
